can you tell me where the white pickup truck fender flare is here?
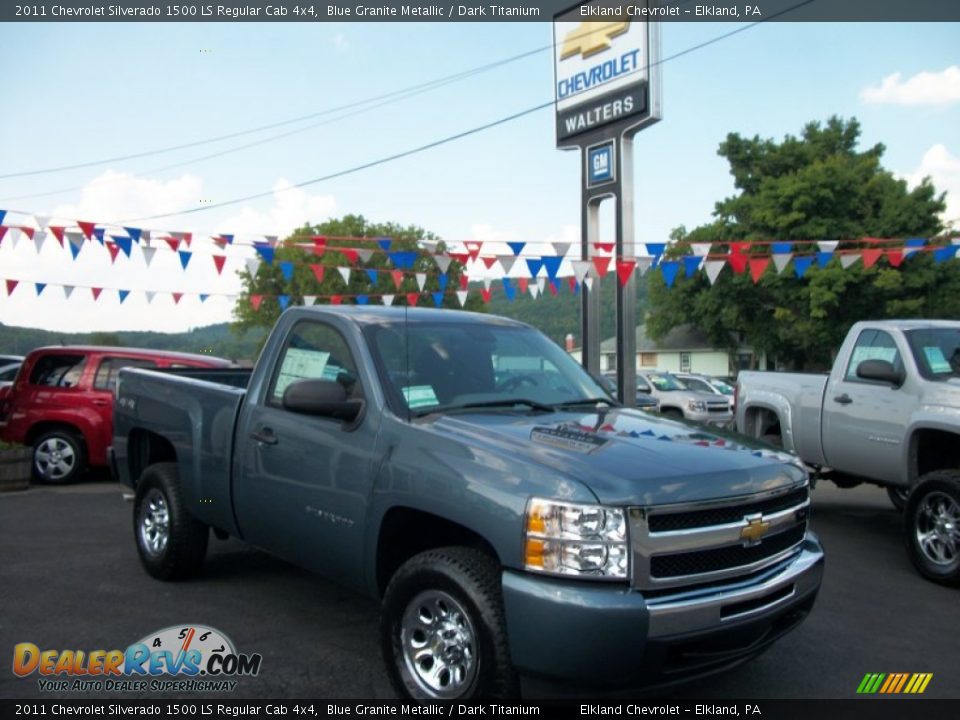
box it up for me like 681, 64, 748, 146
741, 393, 795, 451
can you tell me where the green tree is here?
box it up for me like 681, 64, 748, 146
232, 214, 484, 336
647, 117, 954, 370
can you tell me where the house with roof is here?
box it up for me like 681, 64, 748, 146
568, 324, 771, 377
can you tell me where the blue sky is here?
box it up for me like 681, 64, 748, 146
0, 20, 957, 332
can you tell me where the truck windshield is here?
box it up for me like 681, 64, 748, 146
647, 373, 685, 391
904, 328, 960, 380
365, 321, 613, 416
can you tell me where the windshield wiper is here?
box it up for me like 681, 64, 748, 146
553, 397, 621, 409
414, 398, 555, 417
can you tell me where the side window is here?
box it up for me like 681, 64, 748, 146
28, 354, 87, 388
94, 357, 158, 391
268, 322, 362, 406
684, 377, 709, 393
845, 330, 903, 382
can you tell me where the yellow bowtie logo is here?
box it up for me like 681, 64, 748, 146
560, 21, 631, 60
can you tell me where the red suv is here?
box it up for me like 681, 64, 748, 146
0, 346, 232, 483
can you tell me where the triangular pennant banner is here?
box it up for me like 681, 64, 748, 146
772, 253, 793, 273
862, 248, 883, 269
91, 287, 103, 301
431, 291, 444, 307
310, 264, 325, 283
660, 261, 680, 288
691, 242, 711, 257
728, 253, 748, 274
499, 256, 518, 275
123, 227, 142, 243
178, 251, 192, 270
4, 280, 17, 296
142, 247, 157, 267
377, 237, 392, 252
434, 254, 452, 273
213, 255, 227, 275
456, 290, 469, 307
254, 244, 275, 264
118, 289, 130, 304
381, 294, 395, 306
356, 248, 374, 264
366, 269, 379, 285
303, 295, 319, 306
280, 261, 295, 282
526, 258, 544, 278
388, 251, 417, 269
144, 291, 156, 304
338, 267, 352, 285
572, 260, 592, 282
541, 256, 563, 281
356, 295, 370, 306
250, 295, 264, 311
793, 256, 814, 278
592, 257, 611, 277
615, 259, 636, 286
840, 253, 860, 269
78, 221, 96, 241
817, 240, 838, 254
438, 273, 449, 292
749, 257, 770, 283
50, 226, 66, 246
63, 285, 75, 299
885, 249, 904, 267
507, 242, 526, 256
106, 242, 121, 263
704, 260, 725, 285
480, 288, 492, 303
644, 243, 666, 263
683, 256, 704, 278
35, 282, 47, 296
172, 292, 184, 305
636, 256, 653, 276
583, 277, 594, 291
552, 242, 571, 258
113, 235, 133, 257
415, 273, 427, 292
406, 293, 419, 307
278, 294, 290, 311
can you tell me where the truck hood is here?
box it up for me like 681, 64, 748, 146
420, 408, 804, 506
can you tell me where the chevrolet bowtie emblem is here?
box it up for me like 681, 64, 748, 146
741, 515, 771, 545
560, 21, 630, 60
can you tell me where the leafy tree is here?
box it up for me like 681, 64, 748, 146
232, 214, 484, 336
647, 117, 954, 370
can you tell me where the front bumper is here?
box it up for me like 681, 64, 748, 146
501, 533, 823, 688
687, 411, 734, 426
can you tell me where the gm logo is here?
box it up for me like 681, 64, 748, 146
587, 142, 615, 187
561, 21, 630, 60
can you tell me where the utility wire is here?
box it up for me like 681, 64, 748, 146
120, 0, 813, 225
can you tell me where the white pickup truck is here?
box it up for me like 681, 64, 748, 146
736, 320, 960, 586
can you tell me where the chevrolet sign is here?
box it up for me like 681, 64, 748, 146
741, 515, 772, 546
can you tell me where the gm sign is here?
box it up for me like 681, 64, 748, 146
587, 141, 615, 187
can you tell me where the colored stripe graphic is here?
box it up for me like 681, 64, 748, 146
858, 673, 932, 694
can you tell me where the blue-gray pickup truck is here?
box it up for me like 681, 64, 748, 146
112, 306, 823, 699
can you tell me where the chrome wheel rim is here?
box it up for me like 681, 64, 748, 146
138, 489, 170, 558
915, 491, 960, 567
400, 590, 477, 698
34, 437, 77, 480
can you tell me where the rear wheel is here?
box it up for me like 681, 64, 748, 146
661, 408, 683, 420
32, 429, 86, 484
134, 463, 208, 580
904, 470, 960, 586
887, 486, 910, 511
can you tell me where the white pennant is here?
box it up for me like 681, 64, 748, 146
303, 295, 318, 306
244, 257, 260, 276
415, 273, 427, 291
35, 230, 48, 253
499, 256, 517, 275
552, 242, 571, 258
704, 260, 726, 285
356, 248, 374, 264
456, 290, 469, 307
583, 277, 594, 291
529, 283, 540, 299
7, 228, 21, 247
381, 294, 395, 306
691, 243, 711, 257
840, 253, 860, 269
817, 240, 839, 254
636, 257, 653, 276
142, 247, 158, 267
63, 285, 75, 299
263, 235, 278, 246
482, 277, 493, 290
65, 231, 84, 248
536, 277, 546, 292
145, 291, 156, 304
572, 260, 592, 282
141, 230, 151, 243
772, 253, 793, 273
33, 214, 51, 230
338, 267, 352, 284
434, 254, 452, 273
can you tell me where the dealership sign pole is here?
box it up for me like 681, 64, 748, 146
554, 1, 661, 405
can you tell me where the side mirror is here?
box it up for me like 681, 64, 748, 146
282, 379, 362, 422
856, 359, 904, 387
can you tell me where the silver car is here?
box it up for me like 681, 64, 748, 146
676, 372, 737, 410
637, 370, 733, 425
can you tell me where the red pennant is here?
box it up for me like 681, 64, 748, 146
50, 226, 65, 246
592, 257, 611, 277
518, 277, 529, 293
615, 260, 636, 286
464, 241, 482, 261
106, 242, 121, 263
339, 248, 359, 264
862, 248, 883, 269
568, 277, 578, 293
449, 252, 469, 266
250, 295, 264, 311
548, 280, 559, 296
310, 264, 325, 282
480, 289, 492, 303
0, 227, 8, 244
311, 235, 327, 247
182, 233, 193, 247
863, 236, 883, 245
749, 258, 770, 283
728, 253, 749, 274
885, 249, 904, 267
406, 293, 419, 307
19, 226, 35, 240
311, 245, 326, 257
730, 241, 751, 256
481, 256, 498, 269
330, 295, 343, 305
391, 270, 404, 289
164, 237, 180, 252
172, 293, 184, 305
593, 242, 614, 254
5, 279, 18, 296
212, 255, 227, 275
91, 287, 103, 301
459, 274, 469, 291
212, 236, 228, 249
78, 221, 96, 241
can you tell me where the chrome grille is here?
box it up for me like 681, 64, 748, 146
630, 484, 810, 591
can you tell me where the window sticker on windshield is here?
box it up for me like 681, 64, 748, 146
923, 346, 951, 373
402, 385, 439, 409
274, 349, 330, 399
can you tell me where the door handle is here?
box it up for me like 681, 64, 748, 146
834, 394, 853, 405
250, 427, 278, 445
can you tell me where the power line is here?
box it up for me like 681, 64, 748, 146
120, 1, 813, 225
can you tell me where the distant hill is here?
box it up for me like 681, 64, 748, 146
0, 276, 645, 361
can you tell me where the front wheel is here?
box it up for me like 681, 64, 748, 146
133, 463, 208, 580
904, 471, 960, 587
380, 547, 519, 700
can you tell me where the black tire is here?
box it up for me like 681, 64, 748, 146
903, 470, 960, 587
661, 408, 683, 420
760, 434, 783, 448
32, 428, 86, 484
380, 547, 519, 700
133, 463, 208, 581
887, 485, 910, 511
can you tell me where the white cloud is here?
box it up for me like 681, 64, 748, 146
900, 144, 960, 226
860, 66, 960, 107
216, 179, 336, 237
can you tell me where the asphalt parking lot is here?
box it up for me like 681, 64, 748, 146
1, 478, 957, 700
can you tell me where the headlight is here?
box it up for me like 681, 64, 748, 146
523, 498, 629, 579
687, 400, 707, 412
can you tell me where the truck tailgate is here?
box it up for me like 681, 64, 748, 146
114, 368, 247, 535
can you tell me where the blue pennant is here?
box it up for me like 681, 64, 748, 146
438, 273, 448, 291
660, 261, 680, 288
35, 282, 47, 296
645, 243, 666, 263
254, 244, 275, 265
793, 256, 814, 278
199, 294, 209, 303
933, 245, 958, 264
376, 237, 392, 252
905, 237, 927, 249
771, 242, 793, 254
816, 252, 833, 268
114, 235, 133, 258
178, 250, 192, 269
683, 256, 703, 278
280, 261, 295, 281
123, 227, 142, 243
366, 269, 378, 284
0, 210, 5, 226
526, 258, 544, 278
432, 292, 444, 307
278, 294, 290, 311
541, 255, 563, 281
507, 242, 526, 256
356, 294, 369, 305
69, 241, 82, 260
118, 289, 130, 304
93, 228, 105, 244
388, 251, 417, 269
502, 278, 516, 302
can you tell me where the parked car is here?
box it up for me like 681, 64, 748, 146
0, 354, 24, 366
602, 372, 659, 410
0, 361, 23, 383
637, 370, 733, 425
113, 306, 823, 698
0, 346, 233, 484
735, 320, 960, 586
676, 372, 737, 409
